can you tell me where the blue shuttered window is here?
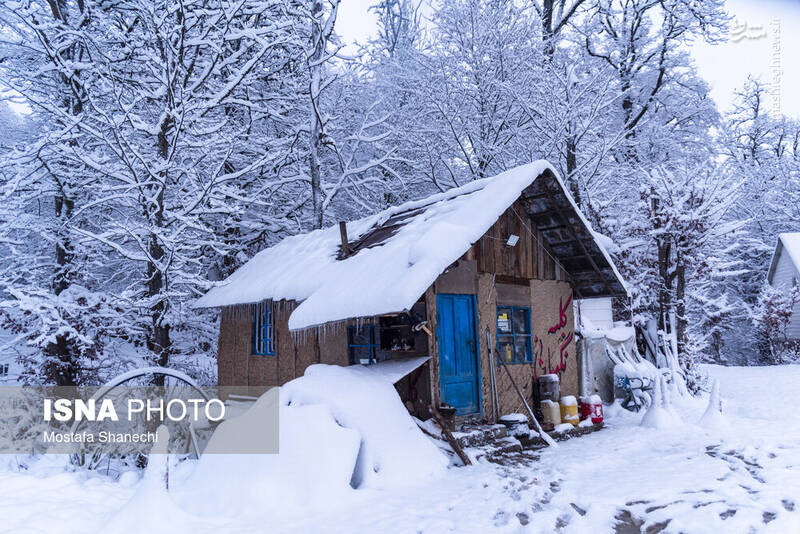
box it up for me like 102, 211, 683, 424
253, 300, 275, 356
348, 324, 378, 365
496, 306, 532, 364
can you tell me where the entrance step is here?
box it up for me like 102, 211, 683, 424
452, 423, 509, 449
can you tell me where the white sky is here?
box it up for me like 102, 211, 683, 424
692, 0, 800, 118
337, 0, 800, 119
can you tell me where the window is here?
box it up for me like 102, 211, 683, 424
348, 324, 380, 365
496, 306, 532, 364
0, 363, 8, 377
252, 300, 274, 355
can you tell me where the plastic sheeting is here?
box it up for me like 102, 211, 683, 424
577, 332, 638, 403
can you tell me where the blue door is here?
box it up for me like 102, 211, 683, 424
436, 294, 480, 415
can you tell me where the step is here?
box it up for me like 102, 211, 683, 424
452, 424, 508, 449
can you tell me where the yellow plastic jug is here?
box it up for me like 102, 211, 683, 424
560, 396, 579, 426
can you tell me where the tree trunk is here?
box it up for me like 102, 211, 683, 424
565, 134, 580, 205
147, 117, 173, 385
308, 0, 328, 230
43, 0, 83, 386
44, 194, 80, 385
541, 0, 555, 57
675, 260, 687, 357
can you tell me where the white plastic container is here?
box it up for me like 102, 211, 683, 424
540, 399, 562, 425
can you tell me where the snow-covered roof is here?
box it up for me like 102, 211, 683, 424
767, 233, 800, 283
196, 161, 628, 330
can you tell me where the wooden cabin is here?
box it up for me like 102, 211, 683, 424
196, 162, 628, 419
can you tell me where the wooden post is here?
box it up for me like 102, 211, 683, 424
497, 356, 558, 448
339, 221, 349, 257
429, 405, 472, 466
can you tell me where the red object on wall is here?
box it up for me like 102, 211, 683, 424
579, 398, 604, 424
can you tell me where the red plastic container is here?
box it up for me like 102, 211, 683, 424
579, 395, 604, 424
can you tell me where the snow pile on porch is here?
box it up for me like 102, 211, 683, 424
196, 160, 625, 330
181, 363, 445, 517
180, 394, 360, 518
282, 363, 448, 488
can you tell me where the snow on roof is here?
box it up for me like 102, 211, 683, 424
196, 161, 626, 330
768, 232, 800, 283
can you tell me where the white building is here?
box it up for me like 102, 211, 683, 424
767, 232, 800, 340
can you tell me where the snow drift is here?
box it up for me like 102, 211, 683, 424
104, 427, 197, 534
180, 362, 446, 518
281, 363, 448, 488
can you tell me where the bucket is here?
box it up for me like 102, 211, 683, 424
437, 404, 456, 433
539, 374, 560, 403
560, 395, 579, 426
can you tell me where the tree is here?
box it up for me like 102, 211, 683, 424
0, 0, 309, 383
718, 79, 800, 362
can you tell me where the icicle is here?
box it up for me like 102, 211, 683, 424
707, 379, 721, 413
700, 379, 728, 429
651, 372, 663, 409
661, 373, 671, 410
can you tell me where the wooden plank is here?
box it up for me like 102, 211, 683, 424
495, 274, 531, 286
275, 303, 296, 385
506, 210, 515, 277
482, 233, 495, 274
510, 210, 518, 276
506, 210, 514, 276
424, 286, 440, 407
491, 217, 501, 276
537, 230, 545, 279
430, 405, 472, 465
477, 273, 496, 419
522, 204, 533, 278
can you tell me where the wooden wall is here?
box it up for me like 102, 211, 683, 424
470, 198, 563, 282
217, 301, 347, 387
475, 276, 578, 418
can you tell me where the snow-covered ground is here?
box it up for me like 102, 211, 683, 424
2, 364, 799, 534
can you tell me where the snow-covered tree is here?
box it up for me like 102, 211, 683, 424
753, 284, 800, 365
0, 0, 311, 383
717, 79, 800, 362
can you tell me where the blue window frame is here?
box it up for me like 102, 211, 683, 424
348, 324, 379, 365
496, 306, 532, 364
253, 300, 274, 356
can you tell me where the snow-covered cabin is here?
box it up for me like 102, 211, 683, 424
767, 232, 800, 340
196, 162, 628, 418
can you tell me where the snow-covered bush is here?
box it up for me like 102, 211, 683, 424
753, 284, 800, 365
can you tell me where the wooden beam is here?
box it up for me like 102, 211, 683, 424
538, 174, 615, 297
495, 274, 531, 286
338, 221, 349, 258
429, 405, 472, 465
